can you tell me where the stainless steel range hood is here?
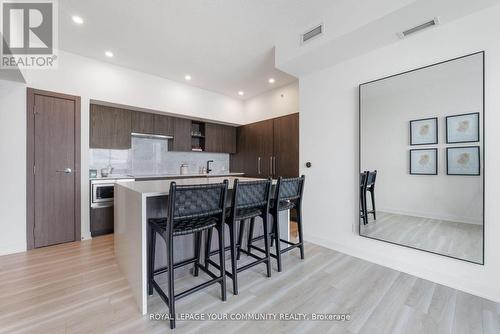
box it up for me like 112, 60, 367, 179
131, 132, 173, 140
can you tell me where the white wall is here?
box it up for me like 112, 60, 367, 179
298, 6, 500, 302
0, 80, 27, 255
361, 53, 483, 224
0, 51, 244, 254
243, 81, 298, 123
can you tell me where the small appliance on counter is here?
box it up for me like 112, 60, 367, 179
180, 163, 189, 175
100, 165, 114, 177
89, 169, 98, 178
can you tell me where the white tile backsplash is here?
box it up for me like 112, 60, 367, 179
89, 137, 230, 176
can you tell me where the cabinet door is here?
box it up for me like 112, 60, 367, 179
90, 104, 131, 149
173, 118, 191, 151
131, 111, 155, 134
154, 114, 174, 136
230, 119, 273, 177
222, 125, 236, 154
273, 113, 299, 178
205, 123, 223, 152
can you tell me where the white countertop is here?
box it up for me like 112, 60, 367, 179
90, 172, 244, 181
116, 176, 273, 197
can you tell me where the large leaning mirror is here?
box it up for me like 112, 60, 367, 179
359, 52, 484, 264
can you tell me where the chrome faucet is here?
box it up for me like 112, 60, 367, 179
206, 160, 214, 174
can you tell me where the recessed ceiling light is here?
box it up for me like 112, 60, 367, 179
72, 16, 84, 24
184, 75, 192, 81
268, 78, 275, 84
105, 51, 114, 58
238, 91, 244, 96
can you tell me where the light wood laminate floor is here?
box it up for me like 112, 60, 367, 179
0, 234, 497, 334
360, 211, 483, 263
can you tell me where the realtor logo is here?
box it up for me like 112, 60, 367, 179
1, 0, 58, 68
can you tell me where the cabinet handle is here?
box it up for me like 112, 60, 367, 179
258, 157, 261, 174
273, 156, 276, 176
270, 157, 273, 176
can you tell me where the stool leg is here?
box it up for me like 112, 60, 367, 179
193, 231, 201, 277
273, 212, 283, 272
217, 225, 227, 301
148, 225, 156, 296
262, 215, 271, 278
229, 222, 238, 295
247, 218, 255, 255
204, 228, 213, 269
236, 220, 245, 260
296, 207, 305, 260
370, 189, 376, 220
166, 235, 176, 329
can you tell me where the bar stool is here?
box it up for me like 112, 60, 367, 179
248, 175, 305, 272
205, 178, 273, 295
360, 171, 369, 225
366, 170, 377, 220
148, 180, 228, 329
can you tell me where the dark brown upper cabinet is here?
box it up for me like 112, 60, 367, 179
131, 111, 155, 134
173, 118, 192, 151
154, 114, 174, 136
90, 104, 132, 149
205, 123, 237, 154
230, 113, 298, 178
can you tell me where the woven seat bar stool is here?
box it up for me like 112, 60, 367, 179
148, 180, 228, 329
248, 175, 305, 272
204, 178, 273, 295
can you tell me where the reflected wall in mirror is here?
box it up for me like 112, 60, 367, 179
359, 52, 484, 264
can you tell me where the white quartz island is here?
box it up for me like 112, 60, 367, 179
114, 177, 290, 315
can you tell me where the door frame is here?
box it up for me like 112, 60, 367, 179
27, 88, 81, 249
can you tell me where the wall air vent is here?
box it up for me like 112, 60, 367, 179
398, 17, 440, 39
301, 24, 323, 44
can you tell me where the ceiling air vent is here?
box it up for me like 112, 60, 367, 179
301, 24, 323, 44
398, 17, 440, 39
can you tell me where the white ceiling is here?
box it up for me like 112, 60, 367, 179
57, 0, 497, 100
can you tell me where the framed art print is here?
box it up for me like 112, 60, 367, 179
410, 117, 438, 145
410, 148, 437, 175
446, 112, 479, 144
446, 146, 480, 176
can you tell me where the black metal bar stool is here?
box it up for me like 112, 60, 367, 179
248, 175, 305, 272
148, 180, 228, 329
366, 170, 377, 220
204, 178, 273, 295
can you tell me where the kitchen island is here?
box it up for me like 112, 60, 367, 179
114, 177, 290, 315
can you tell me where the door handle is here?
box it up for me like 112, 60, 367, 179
56, 168, 72, 174
257, 157, 261, 174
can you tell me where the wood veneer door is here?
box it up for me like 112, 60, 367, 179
273, 113, 299, 177
173, 118, 191, 151
90, 104, 131, 149
132, 111, 155, 134
28, 89, 81, 248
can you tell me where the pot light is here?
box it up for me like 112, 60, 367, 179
72, 16, 84, 24
238, 91, 244, 96
268, 78, 275, 84
105, 51, 114, 58
184, 75, 192, 81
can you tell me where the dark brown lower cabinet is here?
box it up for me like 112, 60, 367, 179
230, 113, 299, 178
90, 207, 114, 237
